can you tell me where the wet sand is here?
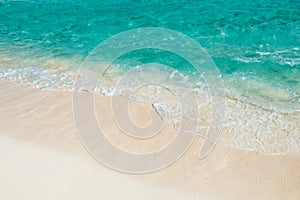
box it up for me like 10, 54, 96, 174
0, 78, 299, 200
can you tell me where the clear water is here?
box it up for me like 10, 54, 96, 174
0, 0, 299, 153
0, 0, 299, 112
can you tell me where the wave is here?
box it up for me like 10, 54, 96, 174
0, 63, 299, 155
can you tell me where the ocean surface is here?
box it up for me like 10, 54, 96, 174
0, 0, 299, 154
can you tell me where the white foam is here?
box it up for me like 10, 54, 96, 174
0, 65, 299, 155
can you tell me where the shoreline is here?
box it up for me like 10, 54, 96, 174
1, 66, 299, 155
0, 78, 299, 199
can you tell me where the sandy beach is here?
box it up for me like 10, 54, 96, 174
0, 78, 299, 200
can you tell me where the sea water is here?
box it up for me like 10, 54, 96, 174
0, 0, 299, 154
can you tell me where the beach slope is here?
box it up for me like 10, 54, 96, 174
0, 78, 299, 200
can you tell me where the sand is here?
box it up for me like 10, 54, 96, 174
0, 78, 299, 200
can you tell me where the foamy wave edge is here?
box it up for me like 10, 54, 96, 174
0, 65, 299, 155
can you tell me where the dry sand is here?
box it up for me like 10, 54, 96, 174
0, 78, 299, 200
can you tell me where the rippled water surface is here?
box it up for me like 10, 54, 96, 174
0, 0, 299, 112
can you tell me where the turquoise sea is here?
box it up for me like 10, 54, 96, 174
0, 0, 299, 153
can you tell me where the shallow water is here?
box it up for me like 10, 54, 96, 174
0, 0, 299, 112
